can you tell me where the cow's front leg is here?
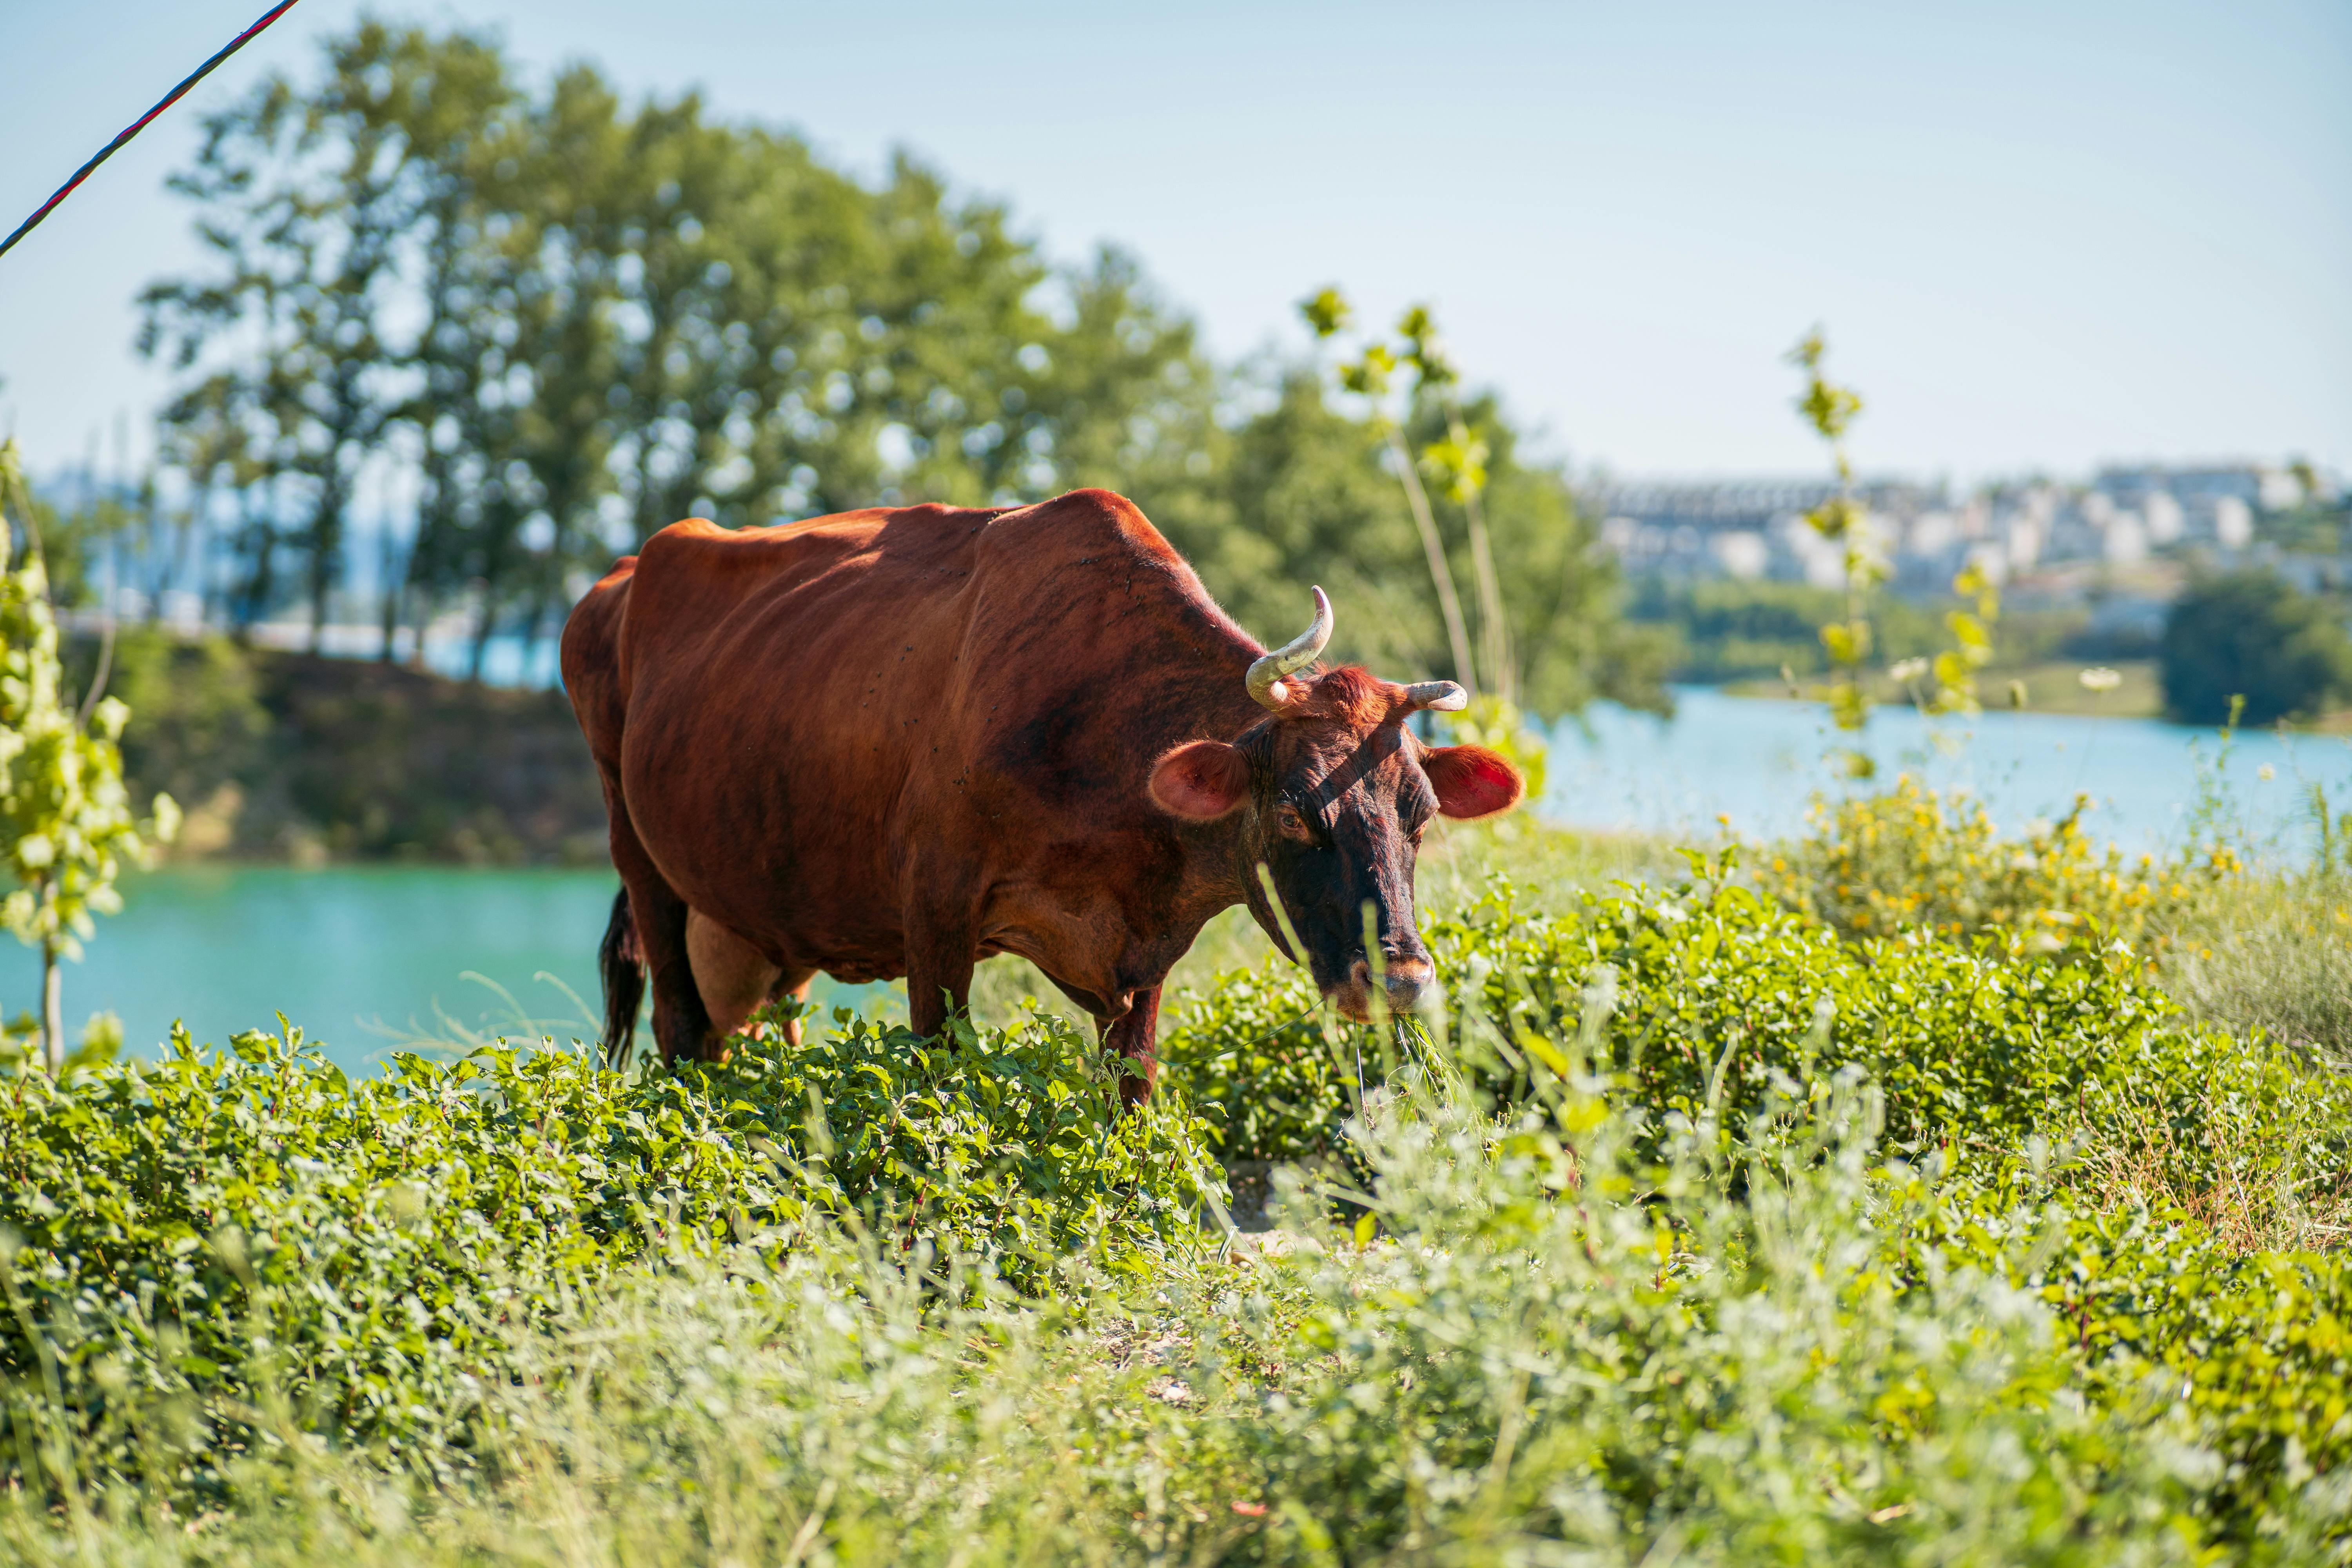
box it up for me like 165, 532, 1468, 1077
904, 920, 976, 1040
1102, 985, 1161, 1109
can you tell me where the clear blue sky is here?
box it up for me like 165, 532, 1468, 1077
1, 0, 2345, 485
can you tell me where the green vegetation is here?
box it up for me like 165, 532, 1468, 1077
77, 629, 601, 864
1786, 330, 1882, 750
1756, 773, 2243, 958
2161, 570, 2352, 726
9, 802, 2352, 1561
0, 443, 176, 1067
105, 20, 1657, 721
0, 1009, 1212, 1494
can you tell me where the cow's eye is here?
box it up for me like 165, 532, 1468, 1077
1273, 803, 1314, 842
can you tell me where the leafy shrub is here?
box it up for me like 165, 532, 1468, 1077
1886, 1158, 2352, 1550
1163, 866, 2349, 1236
12, 824, 2352, 1561
2161, 569, 2352, 725
7, 891, 2352, 1560
1161, 960, 1352, 1169
1755, 773, 2239, 957
1219, 1085, 2269, 1564
0, 1006, 1219, 1498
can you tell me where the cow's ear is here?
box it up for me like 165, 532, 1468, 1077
1423, 744, 1524, 819
1149, 740, 1250, 820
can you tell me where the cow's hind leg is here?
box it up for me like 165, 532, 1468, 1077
606, 804, 714, 1065
769, 969, 816, 1046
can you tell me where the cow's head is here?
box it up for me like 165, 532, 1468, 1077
1149, 588, 1523, 1020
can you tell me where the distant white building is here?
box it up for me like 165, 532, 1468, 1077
2093, 462, 2291, 549
1595, 478, 1935, 588
1592, 461, 2325, 594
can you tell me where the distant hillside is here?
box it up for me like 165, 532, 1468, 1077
81, 630, 608, 866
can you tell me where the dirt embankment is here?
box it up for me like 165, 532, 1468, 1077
97, 631, 609, 865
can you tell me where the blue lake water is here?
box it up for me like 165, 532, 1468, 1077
5, 688, 2343, 1073
0, 866, 896, 1074
1544, 686, 2352, 855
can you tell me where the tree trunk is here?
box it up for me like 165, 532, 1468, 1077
1443, 414, 1514, 708
377, 526, 407, 664
1461, 483, 1513, 706
41, 935, 62, 1075
1383, 426, 1479, 696
468, 598, 496, 684
407, 586, 435, 671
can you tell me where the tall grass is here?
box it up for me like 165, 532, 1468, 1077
2160, 866, 2352, 1063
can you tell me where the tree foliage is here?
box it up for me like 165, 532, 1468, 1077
2160, 569, 2352, 725
127, 22, 1659, 717
138, 23, 1210, 675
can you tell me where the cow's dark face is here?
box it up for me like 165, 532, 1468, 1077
1149, 667, 1523, 1020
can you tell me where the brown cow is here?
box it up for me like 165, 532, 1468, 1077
561, 487, 1522, 1103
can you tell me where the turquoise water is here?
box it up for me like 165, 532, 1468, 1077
7, 690, 2344, 1074
1546, 686, 2352, 854
0, 866, 896, 1074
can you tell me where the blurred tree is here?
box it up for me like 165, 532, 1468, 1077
142, 23, 1222, 677
133, 20, 1651, 724
2160, 570, 2352, 726
140, 23, 425, 649
1150, 370, 1668, 718
1443, 395, 1672, 717
1154, 371, 1430, 673
368, 25, 520, 665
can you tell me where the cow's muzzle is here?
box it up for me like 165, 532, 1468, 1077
1330, 951, 1434, 1022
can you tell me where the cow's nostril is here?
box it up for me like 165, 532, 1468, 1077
1348, 953, 1432, 1011
1384, 956, 1432, 1008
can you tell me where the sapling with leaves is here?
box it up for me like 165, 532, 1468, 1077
1788, 330, 2000, 770
1396, 305, 1514, 707
1299, 288, 1547, 773
1786, 328, 1877, 774
1300, 287, 1479, 697
0, 441, 178, 1072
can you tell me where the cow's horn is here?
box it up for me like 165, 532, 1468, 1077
1401, 680, 1468, 712
1245, 586, 1334, 710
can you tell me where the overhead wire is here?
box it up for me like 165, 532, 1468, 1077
0, 0, 305, 263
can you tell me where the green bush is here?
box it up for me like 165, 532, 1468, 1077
97, 628, 271, 824
1223, 1093, 2208, 1562
2161, 569, 2352, 725
1886, 1160, 2352, 1549
1755, 773, 2241, 959
0, 1006, 1219, 1499
1161, 960, 1351, 1169
1201, 1070, 2352, 1562
1163, 867, 2352, 1236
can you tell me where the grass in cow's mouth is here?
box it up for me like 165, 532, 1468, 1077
7, 813, 2352, 1563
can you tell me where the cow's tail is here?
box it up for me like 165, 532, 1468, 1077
599, 885, 644, 1069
